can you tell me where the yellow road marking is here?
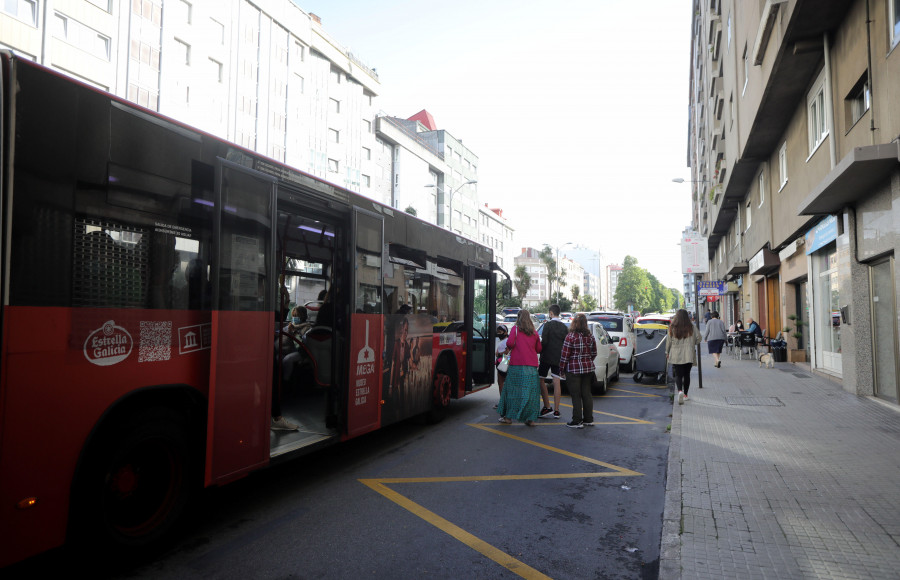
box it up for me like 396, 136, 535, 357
359, 479, 552, 579
606, 387, 662, 397
360, 412, 646, 578
469, 424, 645, 473
478, 410, 653, 426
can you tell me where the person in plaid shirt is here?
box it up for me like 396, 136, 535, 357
559, 313, 598, 429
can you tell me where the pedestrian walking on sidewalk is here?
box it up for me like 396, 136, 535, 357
703, 310, 727, 368
496, 310, 542, 426
666, 309, 701, 405
559, 313, 597, 429
538, 304, 567, 419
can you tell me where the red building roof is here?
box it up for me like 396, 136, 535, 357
408, 109, 437, 131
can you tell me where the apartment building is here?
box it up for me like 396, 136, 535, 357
607, 264, 622, 308
479, 205, 515, 274
0, 0, 380, 193
688, 0, 900, 401
514, 247, 549, 309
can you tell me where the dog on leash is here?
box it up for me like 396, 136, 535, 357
758, 352, 774, 368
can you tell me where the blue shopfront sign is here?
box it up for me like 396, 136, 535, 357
697, 280, 726, 296
805, 214, 838, 255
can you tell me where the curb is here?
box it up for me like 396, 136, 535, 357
658, 387, 682, 580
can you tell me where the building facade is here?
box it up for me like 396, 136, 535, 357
0, 1, 383, 194
479, 205, 515, 274
688, 0, 900, 402
607, 264, 623, 308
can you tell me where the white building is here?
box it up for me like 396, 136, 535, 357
0, 1, 380, 194
479, 205, 515, 274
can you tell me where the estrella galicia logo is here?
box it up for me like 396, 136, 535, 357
84, 320, 133, 366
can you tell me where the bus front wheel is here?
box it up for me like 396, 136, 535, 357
426, 369, 452, 423
73, 407, 195, 559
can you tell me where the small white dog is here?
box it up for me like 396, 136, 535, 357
758, 352, 774, 368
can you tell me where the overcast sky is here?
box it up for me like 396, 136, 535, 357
298, 0, 693, 290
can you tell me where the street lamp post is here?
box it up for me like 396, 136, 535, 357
424, 180, 477, 232
555, 242, 573, 303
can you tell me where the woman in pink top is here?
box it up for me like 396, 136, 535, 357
497, 310, 542, 425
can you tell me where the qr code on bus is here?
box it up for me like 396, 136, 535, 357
139, 321, 172, 363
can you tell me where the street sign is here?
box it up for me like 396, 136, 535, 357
697, 280, 726, 296
681, 233, 709, 274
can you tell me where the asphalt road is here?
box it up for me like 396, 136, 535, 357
9, 373, 673, 580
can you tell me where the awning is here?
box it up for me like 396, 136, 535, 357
798, 143, 900, 215
749, 247, 780, 276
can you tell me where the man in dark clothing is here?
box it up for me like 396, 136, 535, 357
538, 304, 568, 419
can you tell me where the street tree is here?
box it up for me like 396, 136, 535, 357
614, 255, 652, 313
513, 265, 531, 304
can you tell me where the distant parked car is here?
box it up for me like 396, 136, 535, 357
559, 312, 574, 322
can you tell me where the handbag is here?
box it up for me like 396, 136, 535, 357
497, 354, 510, 373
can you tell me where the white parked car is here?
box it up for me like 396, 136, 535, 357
537, 320, 619, 394
588, 312, 637, 372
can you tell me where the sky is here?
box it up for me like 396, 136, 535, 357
297, 0, 693, 290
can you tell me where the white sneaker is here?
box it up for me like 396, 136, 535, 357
677, 391, 684, 405
271, 416, 299, 431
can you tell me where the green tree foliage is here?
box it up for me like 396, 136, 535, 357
571, 284, 580, 303
614, 255, 653, 313
538, 245, 562, 297
405, 205, 417, 216
513, 265, 531, 303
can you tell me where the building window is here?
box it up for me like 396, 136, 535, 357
758, 170, 766, 207
328, 158, 339, 173
3, 0, 37, 25
745, 200, 752, 230
175, 39, 190, 65
363, 147, 371, 160
807, 70, 828, 155
328, 128, 339, 143
727, 13, 732, 49
846, 73, 871, 127
53, 12, 111, 60
211, 19, 225, 44
778, 143, 788, 189
892, 0, 900, 48
331, 69, 341, 84
294, 41, 306, 62
209, 58, 222, 82
362, 175, 370, 187
363, 119, 371, 134
176, 0, 192, 24
742, 45, 749, 96
87, 0, 112, 12
330, 98, 340, 114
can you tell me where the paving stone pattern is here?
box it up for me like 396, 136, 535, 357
659, 347, 900, 580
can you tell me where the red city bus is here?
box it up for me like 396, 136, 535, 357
0, 53, 507, 567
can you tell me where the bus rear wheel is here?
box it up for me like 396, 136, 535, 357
73, 408, 194, 559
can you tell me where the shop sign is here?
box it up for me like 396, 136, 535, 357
749, 247, 780, 275
697, 280, 725, 296
805, 214, 838, 255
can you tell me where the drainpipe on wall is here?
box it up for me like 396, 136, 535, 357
865, 0, 877, 145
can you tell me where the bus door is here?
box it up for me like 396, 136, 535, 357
346, 207, 384, 438
206, 160, 276, 485
466, 266, 496, 390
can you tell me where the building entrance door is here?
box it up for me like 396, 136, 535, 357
814, 245, 841, 374
871, 257, 898, 403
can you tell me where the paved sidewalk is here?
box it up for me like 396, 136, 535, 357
659, 346, 900, 579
